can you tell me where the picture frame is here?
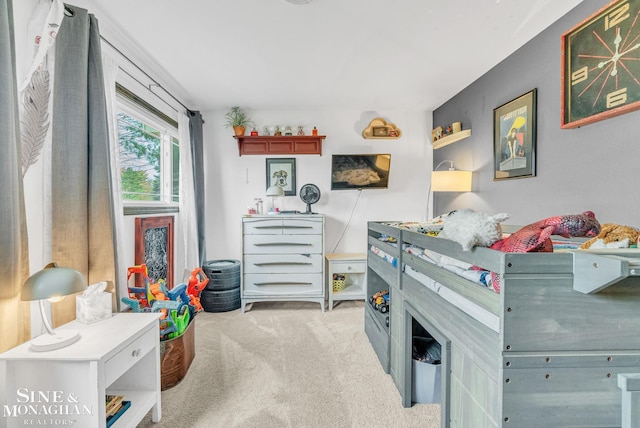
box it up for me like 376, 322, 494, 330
266, 158, 296, 196
493, 89, 537, 180
561, 0, 640, 129
134, 216, 174, 289
372, 126, 389, 137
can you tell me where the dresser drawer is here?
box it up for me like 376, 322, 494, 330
244, 234, 323, 254
244, 254, 323, 274
243, 217, 323, 235
104, 326, 156, 387
243, 273, 323, 296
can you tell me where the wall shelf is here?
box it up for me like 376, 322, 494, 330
234, 135, 326, 156
431, 129, 471, 150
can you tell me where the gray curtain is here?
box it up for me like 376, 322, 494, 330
50, 4, 116, 326
190, 111, 206, 266
0, 0, 31, 352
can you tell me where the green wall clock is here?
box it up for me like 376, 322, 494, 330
561, 0, 640, 128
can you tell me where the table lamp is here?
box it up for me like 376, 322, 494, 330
21, 263, 87, 351
266, 185, 285, 213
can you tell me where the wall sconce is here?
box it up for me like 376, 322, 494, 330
431, 160, 472, 192
21, 263, 87, 351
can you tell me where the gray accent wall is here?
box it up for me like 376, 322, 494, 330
433, 0, 638, 227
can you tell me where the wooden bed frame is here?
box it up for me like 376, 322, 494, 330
365, 221, 640, 427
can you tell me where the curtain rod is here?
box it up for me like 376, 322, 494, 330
100, 35, 196, 116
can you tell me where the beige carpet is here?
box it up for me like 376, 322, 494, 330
138, 301, 440, 428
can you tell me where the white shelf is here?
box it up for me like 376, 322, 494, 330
431, 129, 471, 149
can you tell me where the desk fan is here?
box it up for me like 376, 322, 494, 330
300, 183, 320, 214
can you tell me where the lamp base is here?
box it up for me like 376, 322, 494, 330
30, 329, 80, 352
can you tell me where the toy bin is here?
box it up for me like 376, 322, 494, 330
332, 274, 346, 292
411, 335, 442, 404
412, 359, 441, 404
160, 318, 195, 390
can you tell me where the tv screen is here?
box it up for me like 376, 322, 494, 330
331, 154, 391, 190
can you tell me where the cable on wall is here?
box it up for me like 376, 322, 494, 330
331, 189, 363, 253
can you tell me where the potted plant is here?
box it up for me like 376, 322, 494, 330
224, 106, 254, 136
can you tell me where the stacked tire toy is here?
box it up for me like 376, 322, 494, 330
200, 260, 241, 312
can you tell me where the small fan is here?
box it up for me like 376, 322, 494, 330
299, 183, 321, 214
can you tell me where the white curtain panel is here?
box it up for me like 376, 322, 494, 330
102, 54, 127, 308
179, 110, 199, 274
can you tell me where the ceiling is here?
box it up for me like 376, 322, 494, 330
78, 0, 583, 112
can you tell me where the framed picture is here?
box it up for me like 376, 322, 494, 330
266, 158, 296, 196
372, 126, 389, 137
561, 0, 640, 129
493, 89, 537, 180
135, 216, 174, 289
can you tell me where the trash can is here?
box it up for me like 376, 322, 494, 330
411, 335, 442, 404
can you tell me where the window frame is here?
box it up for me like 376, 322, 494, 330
116, 91, 181, 215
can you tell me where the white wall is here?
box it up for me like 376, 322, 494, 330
204, 109, 433, 262
14, 2, 433, 286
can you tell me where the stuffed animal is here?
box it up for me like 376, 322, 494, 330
579, 223, 640, 249
487, 211, 601, 293
438, 209, 510, 251
491, 211, 601, 254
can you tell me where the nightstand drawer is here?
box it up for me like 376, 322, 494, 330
330, 261, 366, 274
244, 254, 323, 273
104, 327, 156, 387
244, 234, 322, 254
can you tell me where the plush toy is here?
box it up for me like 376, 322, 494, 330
491, 211, 601, 254
487, 211, 601, 293
579, 223, 640, 249
438, 209, 511, 251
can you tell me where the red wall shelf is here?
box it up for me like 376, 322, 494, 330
234, 135, 326, 156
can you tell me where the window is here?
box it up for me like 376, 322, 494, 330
116, 85, 180, 213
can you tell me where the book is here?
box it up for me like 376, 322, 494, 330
105, 395, 125, 417
106, 400, 131, 428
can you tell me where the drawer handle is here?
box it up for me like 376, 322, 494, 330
254, 281, 313, 286
132, 348, 141, 358
254, 242, 312, 247
254, 262, 312, 266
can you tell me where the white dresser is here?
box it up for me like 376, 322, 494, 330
0, 313, 161, 428
242, 214, 325, 312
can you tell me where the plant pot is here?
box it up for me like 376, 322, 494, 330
233, 126, 246, 136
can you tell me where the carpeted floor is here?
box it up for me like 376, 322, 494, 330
138, 300, 440, 428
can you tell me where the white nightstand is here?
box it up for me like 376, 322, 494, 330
0, 313, 161, 428
326, 253, 367, 311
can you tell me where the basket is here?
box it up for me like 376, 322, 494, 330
333, 274, 346, 292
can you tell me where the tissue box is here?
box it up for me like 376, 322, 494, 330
76, 291, 112, 324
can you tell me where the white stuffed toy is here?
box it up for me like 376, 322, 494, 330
438, 209, 510, 251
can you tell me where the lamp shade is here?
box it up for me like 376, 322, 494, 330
431, 170, 472, 192
266, 185, 285, 197
21, 263, 86, 301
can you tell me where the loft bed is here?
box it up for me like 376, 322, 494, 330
365, 221, 640, 428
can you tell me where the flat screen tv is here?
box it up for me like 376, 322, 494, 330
331, 154, 391, 190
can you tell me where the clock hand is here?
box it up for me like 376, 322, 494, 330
598, 28, 623, 76
620, 42, 640, 57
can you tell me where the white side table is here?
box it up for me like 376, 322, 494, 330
0, 313, 161, 428
326, 253, 367, 311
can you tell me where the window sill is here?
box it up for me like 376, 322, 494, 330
123, 205, 179, 216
